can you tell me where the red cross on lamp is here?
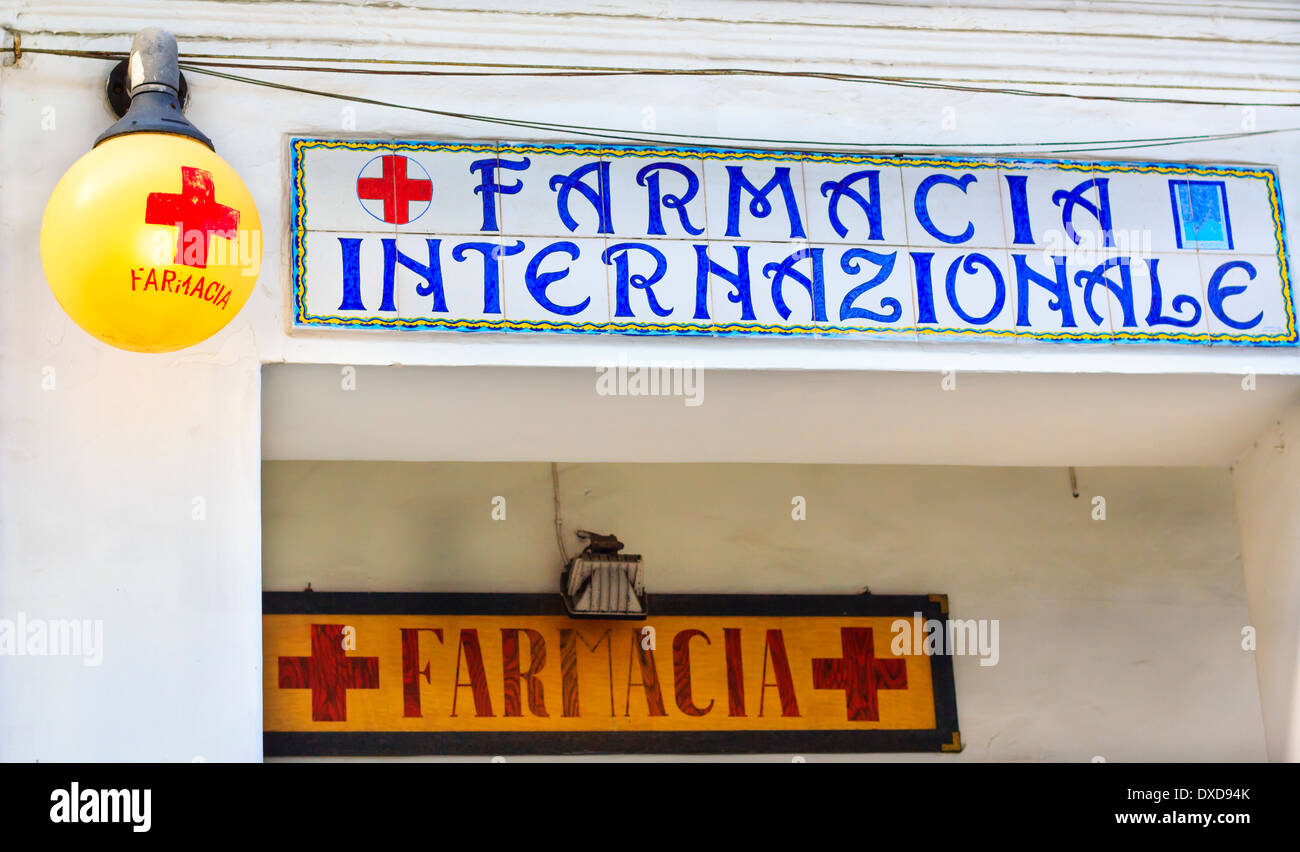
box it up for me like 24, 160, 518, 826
39, 28, 262, 353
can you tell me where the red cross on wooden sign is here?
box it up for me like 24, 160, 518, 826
277, 623, 380, 722
812, 626, 908, 721
355, 154, 433, 225
144, 166, 240, 269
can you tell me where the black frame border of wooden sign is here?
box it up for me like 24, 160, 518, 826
263, 591, 961, 757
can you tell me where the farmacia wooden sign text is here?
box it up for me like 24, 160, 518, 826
263, 592, 960, 755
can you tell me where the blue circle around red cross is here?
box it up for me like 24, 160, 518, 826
355, 154, 433, 225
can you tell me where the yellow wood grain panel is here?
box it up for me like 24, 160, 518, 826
264, 614, 938, 733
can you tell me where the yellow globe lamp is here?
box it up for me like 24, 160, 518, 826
40, 29, 261, 353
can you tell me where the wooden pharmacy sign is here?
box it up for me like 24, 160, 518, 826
263, 592, 961, 756
289, 138, 1294, 345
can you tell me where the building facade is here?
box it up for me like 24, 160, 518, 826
2, 0, 1298, 761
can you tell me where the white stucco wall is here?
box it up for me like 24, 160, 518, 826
1233, 406, 1300, 762
1, 0, 1298, 761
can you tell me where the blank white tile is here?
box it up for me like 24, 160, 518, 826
1198, 172, 1284, 258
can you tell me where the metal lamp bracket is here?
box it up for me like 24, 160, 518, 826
107, 58, 189, 119
95, 28, 211, 149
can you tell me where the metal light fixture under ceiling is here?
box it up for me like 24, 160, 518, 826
561, 530, 646, 619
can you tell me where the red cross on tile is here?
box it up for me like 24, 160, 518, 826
812, 627, 908, 721
278, 624, 379, 722
356, 154, 432, 224
144, 166, 240, 268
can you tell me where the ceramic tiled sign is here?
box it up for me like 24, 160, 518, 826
290, 138, 1294, 345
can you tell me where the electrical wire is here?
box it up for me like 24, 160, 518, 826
551, 462, 569, 567
8, 44, 1300, 107
6, 42, 1300, 154
182, 64, 1300, 156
